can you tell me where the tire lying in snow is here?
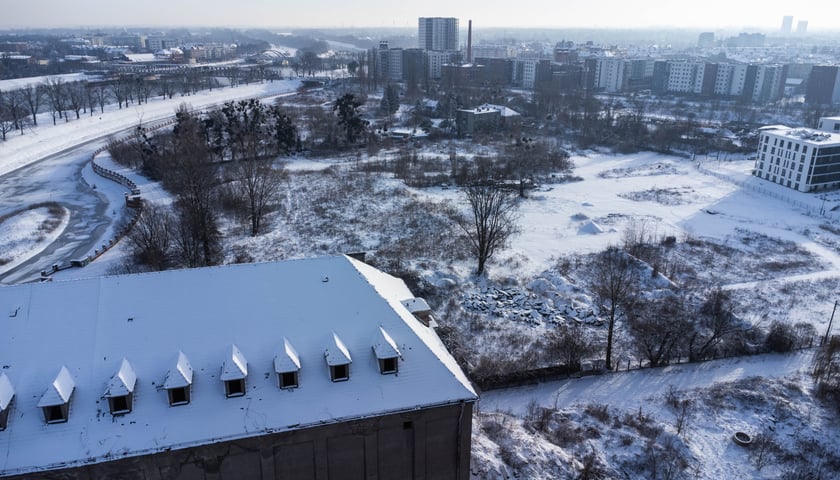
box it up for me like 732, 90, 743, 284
733, 431, 752, 447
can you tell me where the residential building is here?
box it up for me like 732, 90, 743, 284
755, 124, 840, 192
797, 21, 809, 35
0, 256, 477, 479
593, 58, 626, 93
456, 104, 521, 135
418, 17, 459, 51
472, 44, 515, 59
513, 59, 538, 89
698, 32, 715, 48
806, 66, 840, 105
781, 15, 794, 35
426, 50, 457, 80
818, 117, 840, 133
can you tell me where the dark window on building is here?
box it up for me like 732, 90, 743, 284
109, 395, 131, 415
0, 405, 10, 430
168, 387, 190, 406
225, 379, 245, 398
44, 405, 67, 424
379, 357, 398, 375
280, 371, 299, 389
330, 364, 349, 382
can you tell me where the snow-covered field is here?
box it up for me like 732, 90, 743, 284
0, 204, 68, 275
2, 79, 840, 478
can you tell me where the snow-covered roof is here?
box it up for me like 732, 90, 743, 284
274, 337, 301, 373
37, 366, 75, 407
123, 53, 157, 63
104, 358, 137, 397
459, 103, 521, 117
220, 345, 248, 381
401, 297, 431, 314
373, 326, 401, 359
324, 332, 352, 366
0, 373, 14, 411
163, 351, 193, 389
763, 126, 840, 146
0, 256, 476, 476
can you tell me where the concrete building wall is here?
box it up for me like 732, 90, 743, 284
805, 66, 840, 104
3, 403, 474, 480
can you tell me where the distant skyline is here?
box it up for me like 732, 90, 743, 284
0, 0, 832, 31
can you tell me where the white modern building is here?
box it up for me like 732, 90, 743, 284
755, 121, 840, 192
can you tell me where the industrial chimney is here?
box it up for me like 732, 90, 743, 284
467, 20, 473, 64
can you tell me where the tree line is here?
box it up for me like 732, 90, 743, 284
0, 68, 277, 140
111, 97, 301, 271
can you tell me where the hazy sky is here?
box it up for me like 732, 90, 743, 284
0, 0, 830, 31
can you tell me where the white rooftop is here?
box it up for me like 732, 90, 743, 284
0, 256, 476, 476
762, 125, 840, 146
163, 351, 194, 389
0, 373, 13, 411
104, 358, 137, 398
220, 344, 248, 381
37, 366, 75, 408
324, 332, 352, 366
373, 326, 401, 359
273, 337, 301, 373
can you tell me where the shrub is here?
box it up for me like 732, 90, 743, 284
765, 321, 797, 353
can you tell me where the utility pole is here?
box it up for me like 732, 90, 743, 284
824, 300, 838, 345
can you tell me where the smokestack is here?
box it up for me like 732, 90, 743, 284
467, 20, 472, 64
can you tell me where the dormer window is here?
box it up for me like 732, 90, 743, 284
279, 371, 299, 389
104, 358, 137, 415
274, 337, 301, 389
325, 332, 352, 382
330, 364, 349, 381
38, 366, 75, 424
380, 357, 398, 374
164, 351, 193, 406
373, 327, 402, 375
0, 373, 14, 431
220, 345, 248, 398
401, 297, 434, 326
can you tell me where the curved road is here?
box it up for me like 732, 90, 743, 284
0, 130, 139, 285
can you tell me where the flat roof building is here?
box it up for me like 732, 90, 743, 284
755, 124, 840, 192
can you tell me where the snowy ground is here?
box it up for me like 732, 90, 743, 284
0, 204, 68, 275
3, 81, 840, 478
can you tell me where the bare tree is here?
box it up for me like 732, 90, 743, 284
812, 335, 840, 399
626, 294, 690, 367
111, 74, 133, 109
237, 158, 284, 236
688, 287, 740, 361
43, 77, 68, 124
592, 246, 637, 370
456, 183, 520, 275
665, 385, 696, 438
90, 84, 110, 114
65, 81, 86, 120
127, 203, 173, 271
168, 105, 222, 267
549, 322, 594, 372
19, 84, 42, 126
0, 97, 15, 141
